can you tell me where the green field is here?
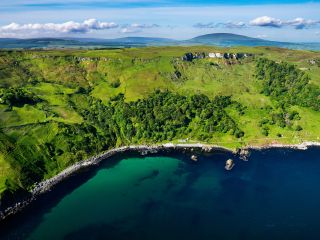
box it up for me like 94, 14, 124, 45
0, 46, 320, 206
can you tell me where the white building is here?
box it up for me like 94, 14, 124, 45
208, 53, 223, 58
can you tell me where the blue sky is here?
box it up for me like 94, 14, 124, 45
2, 0, 320, 8
0, 0, 320, 42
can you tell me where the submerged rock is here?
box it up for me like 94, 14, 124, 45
225, 159, 235, 170
191, 155, 198, 162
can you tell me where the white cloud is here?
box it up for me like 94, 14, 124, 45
0, 19, 118, 37
286, 18, 320, 29
250, 16, 282, 28
250, 16, 320, 29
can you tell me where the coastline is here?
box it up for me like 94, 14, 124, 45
1, 141, 320, 222
243, 141, 320, 151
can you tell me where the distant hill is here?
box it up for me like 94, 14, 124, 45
0, 38, 82, 49
191, 33, 258, 41
108, 37, 176, 44
187, 33, 271, 46
186, 33, 320, 49
0, 37, 177, 49
0, 33, 319, 50
63, 37, 176, 44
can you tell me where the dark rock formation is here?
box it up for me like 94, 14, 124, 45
182, 53, 193, 62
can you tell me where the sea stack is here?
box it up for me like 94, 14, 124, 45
191, 155, 198, 162
239, 149, 250, 161
225, 159, 235, 170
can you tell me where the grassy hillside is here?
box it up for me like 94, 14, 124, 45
0, 46, 320, 206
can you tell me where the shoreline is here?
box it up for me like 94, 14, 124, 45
244, 141, 320, 151
1, 141, 320, 222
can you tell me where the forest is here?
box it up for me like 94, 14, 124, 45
256, 58, 320, 111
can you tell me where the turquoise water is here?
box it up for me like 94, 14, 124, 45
1, 148, 320, 240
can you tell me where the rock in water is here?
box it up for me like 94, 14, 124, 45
225, 159, 235, 170
191, 155, 198, 162
239, 149, 250, 161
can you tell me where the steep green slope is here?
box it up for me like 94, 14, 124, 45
0, 46, 320, 209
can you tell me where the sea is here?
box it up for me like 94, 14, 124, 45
1, 147, 320, 240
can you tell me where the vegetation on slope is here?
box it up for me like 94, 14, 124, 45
0, 91, 243, 193
83, 92, 244, 145
0, 46, 320, 208
256, 58, 320, 111
0, 87, 41, 107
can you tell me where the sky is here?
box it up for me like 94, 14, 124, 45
0, 0, 320, 42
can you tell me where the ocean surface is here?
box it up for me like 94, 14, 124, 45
1, 147, 320, 240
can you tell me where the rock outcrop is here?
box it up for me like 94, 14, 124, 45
191, 155, 198, 162
225, 159, 235, 170
239, 149, 250, 161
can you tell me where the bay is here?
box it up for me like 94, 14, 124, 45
1, 147, 320, 240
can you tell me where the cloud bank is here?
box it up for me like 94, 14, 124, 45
250, 16, 320, 29
0, 19, 162, 37
194, 17, 320, 30
0, 19, 118, 37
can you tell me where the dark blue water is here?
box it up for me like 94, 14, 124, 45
1, 147, 320, 240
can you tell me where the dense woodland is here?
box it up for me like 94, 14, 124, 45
0, 88, 41, 107
84, 91, 243, 143
256, 58, 320, 111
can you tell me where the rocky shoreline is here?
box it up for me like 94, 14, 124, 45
244, 141, 320, 151
1, 141, 319, 222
